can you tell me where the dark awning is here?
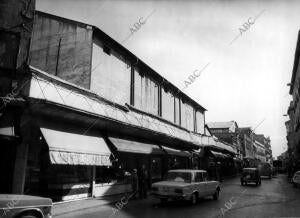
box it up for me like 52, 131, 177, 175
210, 151, 230, 159
109, 137, 164, 155
162, 146, 192, 158
41, 128, 112, 166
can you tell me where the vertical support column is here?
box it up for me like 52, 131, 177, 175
12, 142, 28, 194
92, 165, 96, 197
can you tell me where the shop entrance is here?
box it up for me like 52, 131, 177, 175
0, 138, 17, 193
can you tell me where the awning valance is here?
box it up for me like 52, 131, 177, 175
41, 128, 111, 166
210, 151, 230, 159
109, 137, 164, 155
162, 146, 192, 158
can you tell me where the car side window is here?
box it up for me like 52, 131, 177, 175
203, 172, 208, 181
195, 172, 203, 182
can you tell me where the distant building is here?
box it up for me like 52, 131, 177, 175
207, 121, 242, 159
238, 127, 255, 159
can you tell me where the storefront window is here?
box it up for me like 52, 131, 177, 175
151, 157, 162, 180
95, 162, 130, 185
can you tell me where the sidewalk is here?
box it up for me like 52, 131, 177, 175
53, 193, 130, 217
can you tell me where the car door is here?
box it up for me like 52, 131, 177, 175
194, 172, 206, 197
203, 172, 214, 195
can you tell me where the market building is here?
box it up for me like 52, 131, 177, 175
0, 8, 236, 202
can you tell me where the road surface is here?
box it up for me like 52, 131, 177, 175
56, 174, 300, 218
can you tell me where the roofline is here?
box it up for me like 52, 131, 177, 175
290, 30, 300, 94
35, 10, 207, 112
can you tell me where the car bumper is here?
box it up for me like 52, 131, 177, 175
151, 192, 190, 201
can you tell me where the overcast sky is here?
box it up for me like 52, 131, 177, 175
36, 0, 299, 158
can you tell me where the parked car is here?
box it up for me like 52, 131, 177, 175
258, 163, 272, 179
241, 168, 261, 186
292, 171, 300, 188
0, 194, 52, 218
151, 169, 220, 205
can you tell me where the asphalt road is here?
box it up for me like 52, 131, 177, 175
56, 174, 300, 218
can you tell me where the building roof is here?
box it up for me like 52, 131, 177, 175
35, 11, 206, 112
207, 121, 237, 129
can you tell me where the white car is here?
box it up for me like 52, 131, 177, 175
151, 169, 220, 204
292, 171, 300, 187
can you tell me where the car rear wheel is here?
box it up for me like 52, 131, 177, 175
213, 190, 219, 200
190, 193, 197, 205
241, 181, 244, 186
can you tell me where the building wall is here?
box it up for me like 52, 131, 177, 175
29, 12, 206, 135
29, 13, 93, 89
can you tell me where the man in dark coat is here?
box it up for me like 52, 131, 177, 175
131, 169, 138, 199
138, 164, 148, 199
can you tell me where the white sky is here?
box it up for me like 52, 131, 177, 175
36, 0, 298, 158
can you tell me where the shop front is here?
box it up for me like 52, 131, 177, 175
23, 120, 113, 202
107, 137, 166, 189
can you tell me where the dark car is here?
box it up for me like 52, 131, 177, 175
241, 168, 261, 186
258, 163, 272, 179
0, 194, 52, 218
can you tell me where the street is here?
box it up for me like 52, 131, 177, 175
56, 174, 300, 218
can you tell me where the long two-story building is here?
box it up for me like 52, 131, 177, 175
0, 10, 236, 201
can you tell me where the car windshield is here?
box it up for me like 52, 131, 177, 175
243, 169, 256, 175
166, 172, 192, 183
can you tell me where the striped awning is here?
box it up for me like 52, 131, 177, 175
41, 128, 112, 166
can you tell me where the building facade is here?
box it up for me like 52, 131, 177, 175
207, 121, 242, 159
287, 31, 300, 173
0, 9, 236, 201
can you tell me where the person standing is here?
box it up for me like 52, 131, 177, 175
138, 164, 148, 199
131, 169, 138, 199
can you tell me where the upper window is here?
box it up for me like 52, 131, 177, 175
90, 41, 131, 105
181, 100, 194, 131
161, 88, 175, 122
195, 111, 205, 134
134, 69, 159, 115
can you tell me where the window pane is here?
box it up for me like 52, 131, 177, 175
196, 111, 205, 134
174, 97, 180, 125
91, 43, 131, 105
134, 70, 159, 115
181, 101, 194, 131
161, 89, 174, 122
